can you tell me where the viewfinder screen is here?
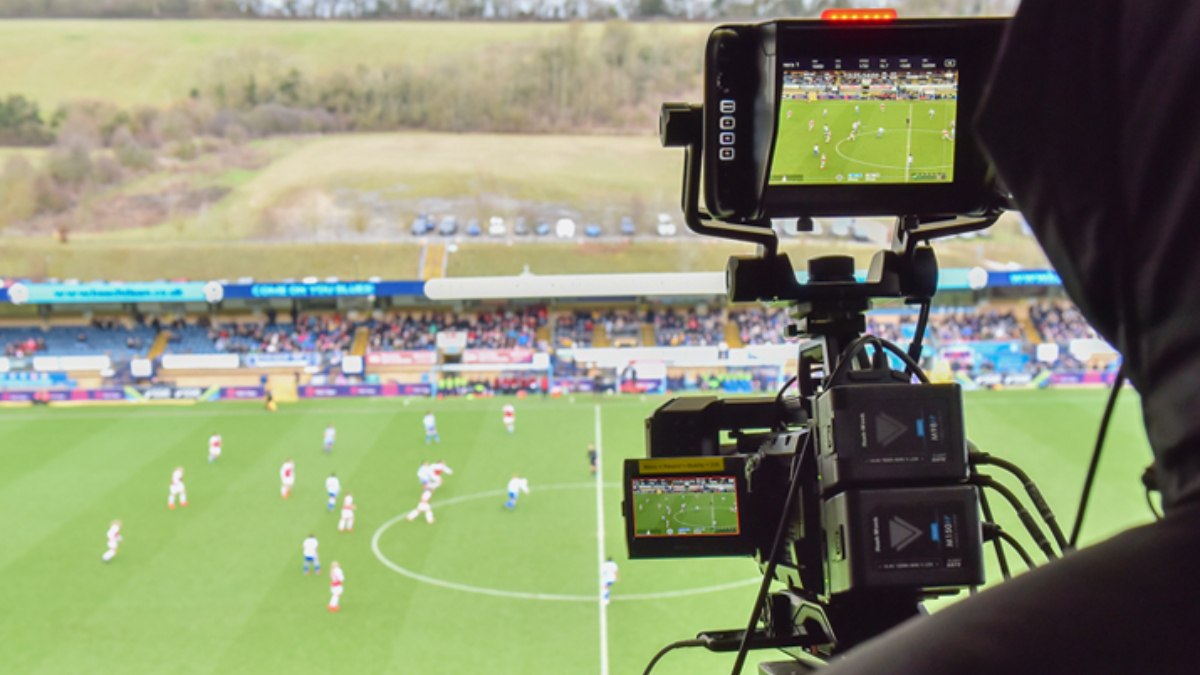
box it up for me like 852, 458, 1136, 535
770, 56, 959, 186
630, 475, 740, 538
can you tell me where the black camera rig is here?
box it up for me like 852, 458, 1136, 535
621, 14, 1071, 675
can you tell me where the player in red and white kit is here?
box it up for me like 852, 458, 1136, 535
280, 458, 295, 499
502, 404, 516, 434
168, 466, 188, 509
102, 519, 122, 563
406, 489, 435, 524
338, 493, 356, 532
328, 561, 344, 612
208, 433, 221, 463
428, 460, 453, 491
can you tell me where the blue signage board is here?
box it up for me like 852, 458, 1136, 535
220, 280, 425, 300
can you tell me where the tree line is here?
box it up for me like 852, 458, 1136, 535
0, 0, 1016, 20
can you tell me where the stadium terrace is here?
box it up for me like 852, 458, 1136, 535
0, 270, 1115, 405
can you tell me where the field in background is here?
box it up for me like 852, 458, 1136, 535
0, 21, 708, 110
0, 390, 1154, 674
773, 99, 956, 184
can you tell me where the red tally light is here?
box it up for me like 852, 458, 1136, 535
820, 8, 898, 22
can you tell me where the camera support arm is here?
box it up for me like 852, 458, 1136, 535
662, 102, 779, 257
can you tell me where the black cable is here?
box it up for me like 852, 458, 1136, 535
642, 638, 707, 675
826, 335, 879, 385
775, 374, 798, 403
1068, 363, 1127, 549
730, 433, 813, 675
973, 474, 1058, 560
971, 448, 1069, 553
992, 527, 1037, 570
906, 299, 931, 374
978, 486, 1011, 581
877, 337, 932, 383
1145, 488, 1163, 521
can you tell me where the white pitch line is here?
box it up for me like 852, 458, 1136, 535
905, 102, 914, 183
594, 404, 610, 675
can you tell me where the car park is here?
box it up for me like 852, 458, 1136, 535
656, 213, 677, 237
555, 218, 576, 239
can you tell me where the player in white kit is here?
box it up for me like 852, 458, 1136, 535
280, 458, 295, 499
325, 472, 340, 511
302, 534, 320, 575
423, 411, 439, 444
208, 433, 222, 463
417, 461, 435, 490
601, 557, 619, 606
323, 424, 336, 453
502, 404, 515, 434
504, 474, 530, 509
168, 466, 187, 509
428, 460, 453, 490
338, 494, 356, 532
406, 489, 435, 524
102, 520, 122, 563
328, 561, 344, 612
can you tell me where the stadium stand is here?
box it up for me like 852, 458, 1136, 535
555, 311, 595, 348
1, 322, 155, 358
650, 306, 724, 347
1029, 300, 1098, 342
733, 307, 790, 346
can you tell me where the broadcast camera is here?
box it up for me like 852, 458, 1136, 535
620, 12, 1069, 673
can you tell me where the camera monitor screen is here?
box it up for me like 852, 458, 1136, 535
630, 475, 741, 538
770, 57, 959, 186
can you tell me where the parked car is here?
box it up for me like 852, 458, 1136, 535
555, 218, 576, 239
410, 214, 431, 236
488, 216, 507, 237
438, 216, 458, 236
656, 213, 677, 237
513, 217, 530, 236
534, 220, 552, 237
465, 219, 482, 237
584, 223, 603, 238
619, 216, 636, 236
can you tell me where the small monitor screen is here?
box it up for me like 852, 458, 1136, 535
630, 475, 740, 538
770, 56, 959, 186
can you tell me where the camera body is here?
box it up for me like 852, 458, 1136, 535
700, 18, 1007, 222
640, 14, 1010, 660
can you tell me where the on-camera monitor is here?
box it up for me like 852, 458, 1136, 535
630, 475, 740, 538
770, 57, 959, 187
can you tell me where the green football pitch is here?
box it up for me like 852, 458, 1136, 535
771, 98, 956, 185
632, 489, 739, 537
0, 390, 1154, 674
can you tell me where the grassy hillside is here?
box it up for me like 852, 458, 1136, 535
0, 20, 1049, 282
0, 20, 709, 110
